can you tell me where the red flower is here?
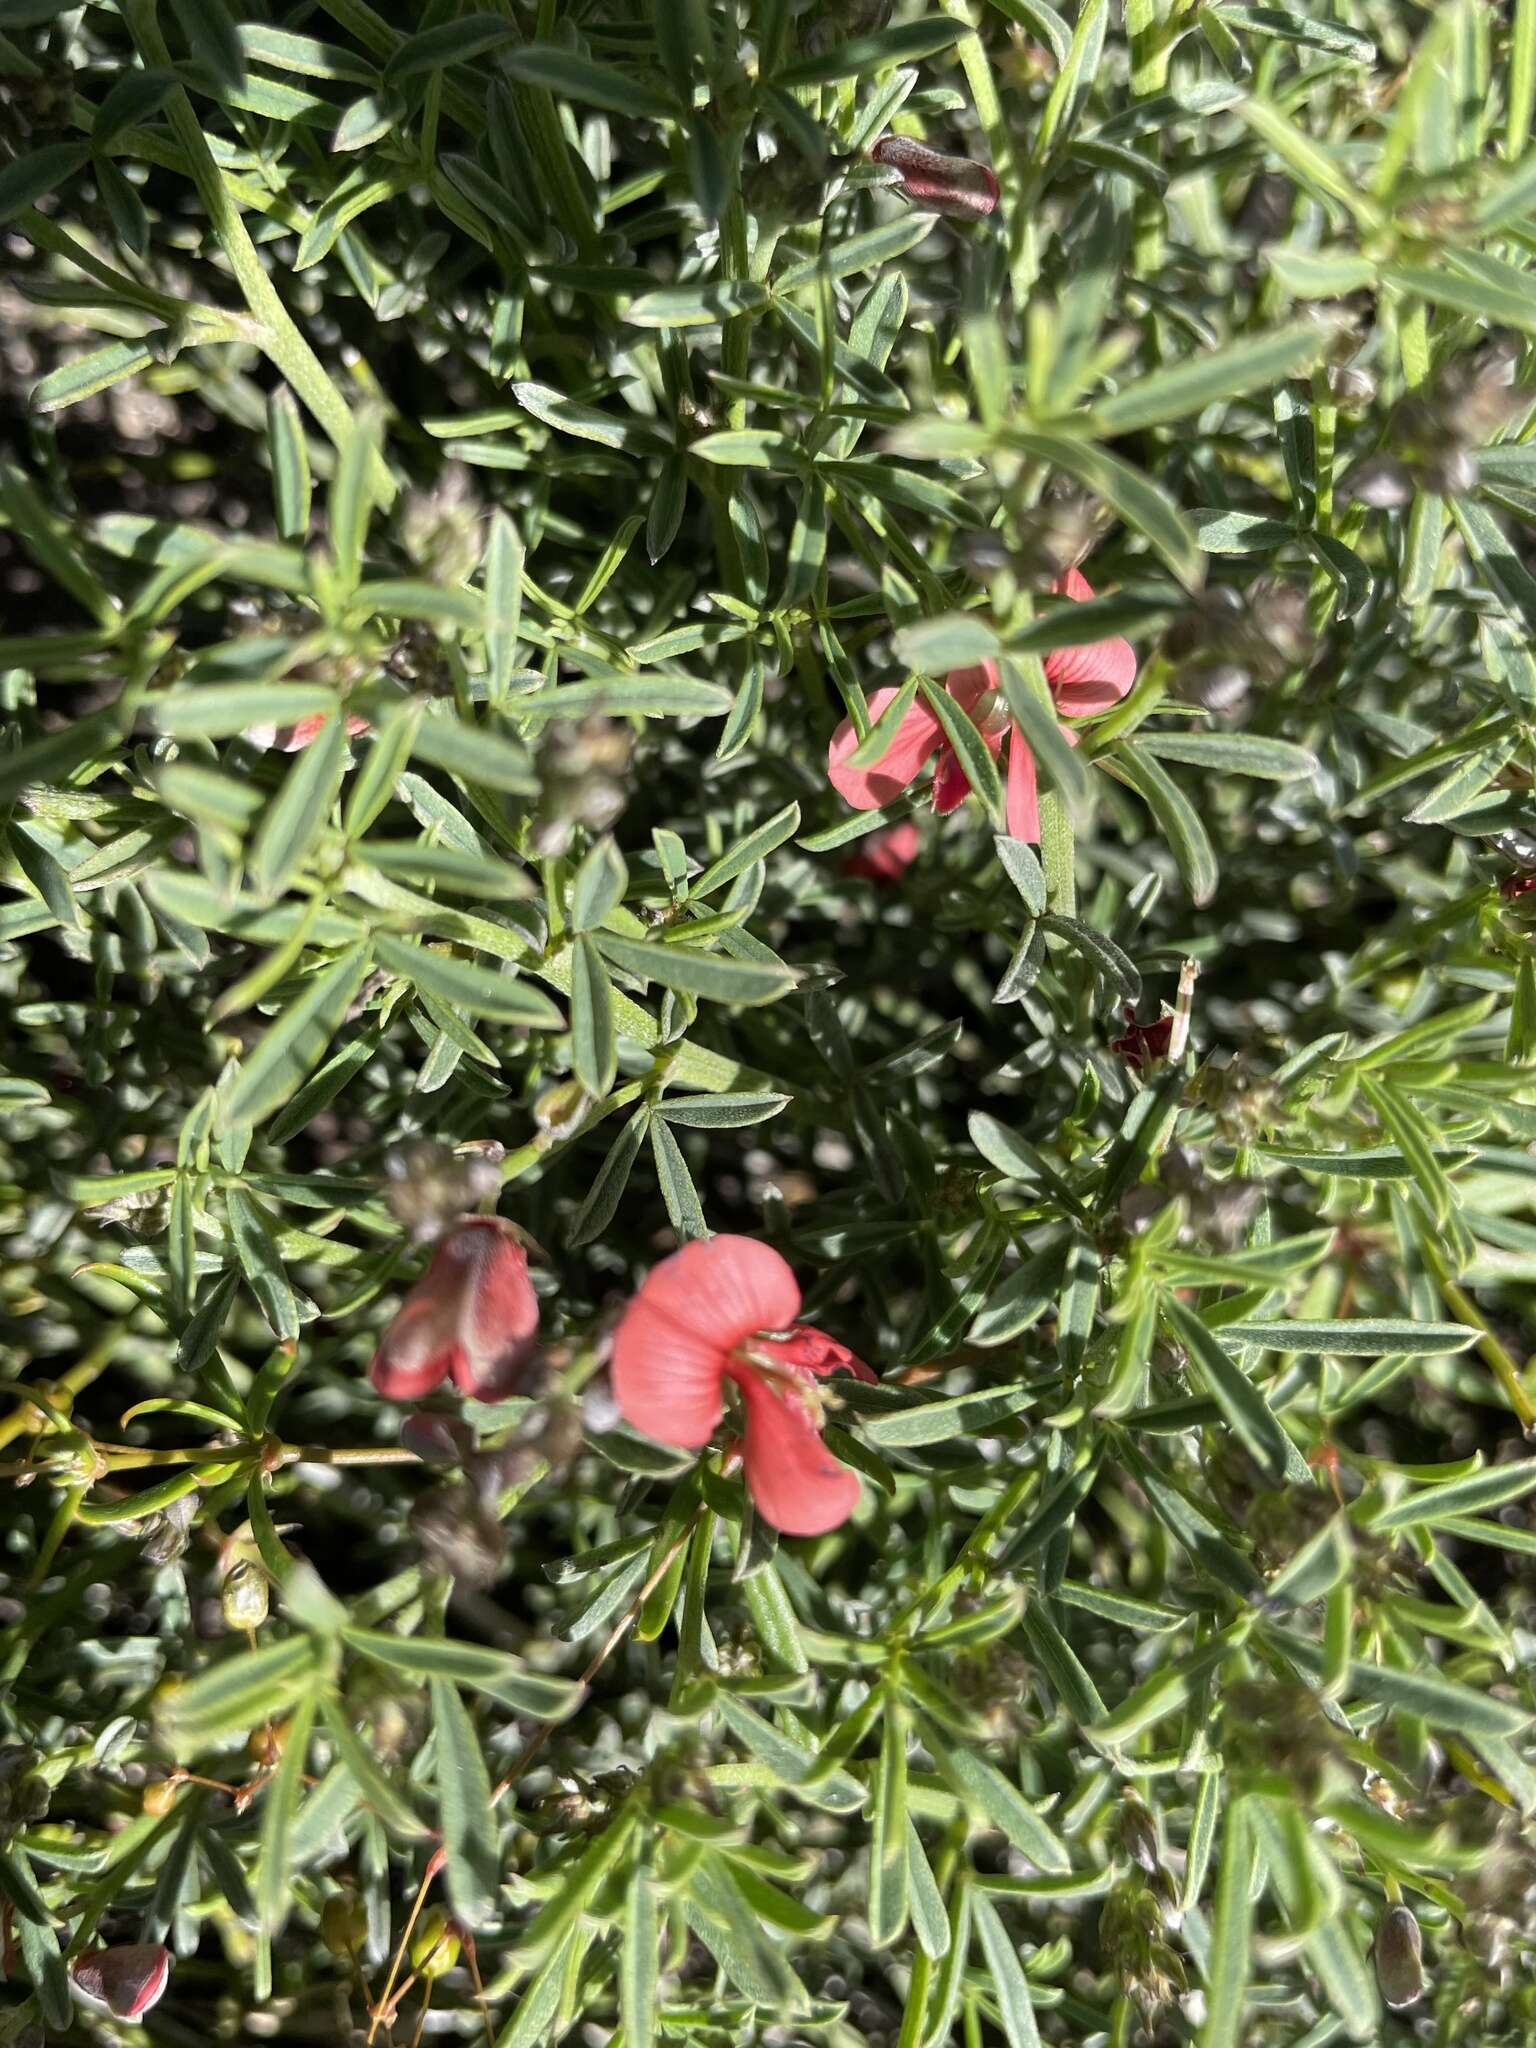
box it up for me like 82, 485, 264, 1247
370, 1216, 538, 1403
612, 1235, 876, 1537
827, 568, 1136, 844
246, 711, 370, 752
841, 819, 921, 882
71, 1944, 172, 2020
871, 135, 1000, 220
1110, 1006, 1174, 1071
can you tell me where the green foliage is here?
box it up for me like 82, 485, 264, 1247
4, 3, 1536, 2047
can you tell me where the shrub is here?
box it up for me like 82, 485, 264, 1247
3, 3, 1536, 2046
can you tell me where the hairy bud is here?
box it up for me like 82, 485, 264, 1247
384, 1138, 505, 1245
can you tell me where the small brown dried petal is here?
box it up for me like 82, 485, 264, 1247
1373, 1904, 1425, 2009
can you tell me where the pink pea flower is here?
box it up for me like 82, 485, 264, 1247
1111, 1006, 1175, 1071
612, 1235, 876, 1537
70, 1943, 172, 2021
370, 1216, 539, 1403
841, 819, 921, 883
827, 567, 1137, 844
871, 135, 1000, 220
246, 711, 370, 752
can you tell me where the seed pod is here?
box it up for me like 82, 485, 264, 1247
1373, 1903, 1424, 2009
321, 1890, 369, 1957
411, 1906, 461, 1978
142, 1778, 179, 1817
248, 1717, 290, 1767
871, 135, 1000, 220
221, 1559, 269, 1632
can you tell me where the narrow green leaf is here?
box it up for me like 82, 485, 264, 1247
431, 1676, 499, 1928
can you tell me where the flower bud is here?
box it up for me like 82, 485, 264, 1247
143, 1777, 180, 1817
70, 1943, 172, 2020
400, 1412, 477, 1466
221, 1559, 270, 1632
1340, 454, 1416, 509
141, 1488, 198, 1565
1373, 1904, 1424, 2009
410, 1482, 508, 1586
321, 1890, 369, 1957
369, 1215, 540, 1404
384, 1139, 505, 1245
1326, 362, 1376, 412
870, 135, 1000, 220
1421, 445, 1477, 498
1119, 1795, 1161, 1876
410, 1907, 461, 1978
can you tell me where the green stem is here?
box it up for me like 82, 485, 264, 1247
125, 0, 392, 501
1421, 1240, 1536, 1434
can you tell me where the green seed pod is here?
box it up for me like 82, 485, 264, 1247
221, 1559, 270, 1632
320, 1891, 368, 1958
1373, 1904, 1424, 2009
410, 1907, 461, 1979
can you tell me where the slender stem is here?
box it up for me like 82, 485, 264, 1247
368, 1507, 705, 2040
1421, 1240, 1536, 1434
0, 1331, 121, 1451
124, 0, 392, 501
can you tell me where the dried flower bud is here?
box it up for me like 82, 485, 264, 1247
221, 1558, 270, 1632
400, 1411, 477, 1466
1235, 170, 1293, 244
411, 1481, 508, 1586
1421, 445, 1478, 497
1373, 1904, 1424, 2009
870, 135, 1000, 220
71, 1944, 172, 2020
1326, 362, 1376, 413
1433, 338, 1524, 446
384, 1139, 504, 1245
399, 466, 481, 586
321, 1890, 369, 1957
530, 719, 632, 856
141, 1487, 199, 1565
1119, 1795, 1162, 1876
411, 1907, 462, 1978
1340, 454, 1416, 509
